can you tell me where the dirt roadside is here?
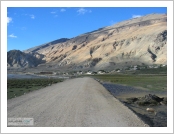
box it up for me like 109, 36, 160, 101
7, 77, 148, 127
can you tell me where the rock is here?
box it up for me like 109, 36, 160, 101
146, 108, 157, 115
136, 101, 151, 106
161, 97, 167, 105
126, 97, 138, 103
160, 102, 165, 105
125, 94, 166, 106
145, 94, 164, 102
146, 108, 155, 112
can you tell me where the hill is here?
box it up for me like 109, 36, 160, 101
7, 13, 167, 72
7, 50, 45, 68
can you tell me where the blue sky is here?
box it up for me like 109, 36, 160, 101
7, 7, 167, 51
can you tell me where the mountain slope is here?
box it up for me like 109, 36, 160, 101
7, 50, 45, 68
8, 13, 167, 71
24, 38, 69, 53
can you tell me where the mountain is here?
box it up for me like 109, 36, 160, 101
8, 13, 167, 71
7, 50, 45, 68
24, 38, 69, 53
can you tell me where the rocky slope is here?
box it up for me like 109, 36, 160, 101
7, 50, 45, 68
24, 38, 69, 53
8, 13, 167, 71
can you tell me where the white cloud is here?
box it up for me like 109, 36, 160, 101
30, 15, 35, 19
77, 8, 88, 15
7, 17, 12, 24
132, 15, 142, 18
9, 34, 17, 38
60, 8, 66, 12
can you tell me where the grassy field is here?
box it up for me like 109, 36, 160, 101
134, 66, 167, 74
90, 74, 167, 91
86, 66, 167, 91
7, 78, 63, 99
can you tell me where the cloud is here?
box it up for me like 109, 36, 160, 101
9, 34, 17, 38
77, 8, 91, 15
132, 15, 142, 18
7, 17, 12, 24
30, 15, 35, 19
60, 8, 66, 12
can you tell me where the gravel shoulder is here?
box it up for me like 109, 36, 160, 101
8, 77, 147, 127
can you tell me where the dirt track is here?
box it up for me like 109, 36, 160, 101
7, 77, 147, 127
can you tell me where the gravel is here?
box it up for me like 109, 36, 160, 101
7, 77, 147, 127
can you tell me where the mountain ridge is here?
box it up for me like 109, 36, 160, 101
7, 13, 167, 71
24, 38, 69, 53
7, 50, 45, 68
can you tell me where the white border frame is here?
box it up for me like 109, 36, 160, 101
1, 1, 173, 133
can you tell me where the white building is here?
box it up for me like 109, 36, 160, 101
86, 71, 92, 74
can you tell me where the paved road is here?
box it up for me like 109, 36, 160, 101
7, 77, 147, 127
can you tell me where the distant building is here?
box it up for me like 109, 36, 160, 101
110, 70, 116, 73
148, 65, 153, 68
77, 71, 83, 75
86, 71, 92, 74
117, 70, 121, 72
53, 72, 57, 75
97, 71, 105, 74
63, 73, 69, 75
133, 66, 137, 70
154, 66, 159, 68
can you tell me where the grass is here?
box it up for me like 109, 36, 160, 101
7, 78, 63, 99
86, 66, 167, 91
90, 74, 167, 91
135, 66, 167, 74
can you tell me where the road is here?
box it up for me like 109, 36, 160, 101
7, 77, 147, 127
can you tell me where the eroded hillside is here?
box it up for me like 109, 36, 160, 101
8, 14, 167, 71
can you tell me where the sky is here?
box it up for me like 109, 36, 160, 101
7, 7, 167, 51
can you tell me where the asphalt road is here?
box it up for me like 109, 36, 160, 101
7, 77, 147, 127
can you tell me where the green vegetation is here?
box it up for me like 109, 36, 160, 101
134, 65, 167, 74
91, 74, 167, 91
7, 78, 63, 99
78, 66, 167, 91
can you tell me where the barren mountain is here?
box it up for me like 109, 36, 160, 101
7, 50, 45, 68
8, 14, 167, 71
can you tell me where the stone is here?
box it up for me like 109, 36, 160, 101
146, 108, 155, 112
125, 94, 166, 106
